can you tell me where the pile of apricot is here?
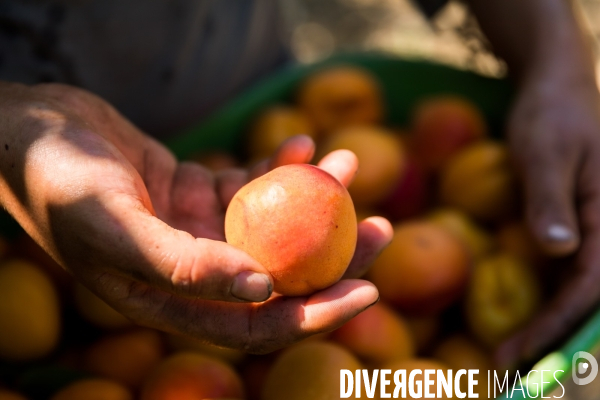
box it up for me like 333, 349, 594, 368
0, 65, 550, 400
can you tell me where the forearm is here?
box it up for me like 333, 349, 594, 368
467, 0, 596, 87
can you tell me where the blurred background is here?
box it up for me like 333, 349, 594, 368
283, 0, 600, 81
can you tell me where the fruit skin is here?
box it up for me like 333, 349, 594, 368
297, 65, 383, 134
331, 302, 415, 365
51, 379, 132, 400
411, 96, 487, 171
378, 155, 430, 221
84, 329, 164, 388
319, 126, 406, 207
262, 341, 362, 400
140, 352, 244, 400
73, 283, 131, 329
465, 253, 541, 346
381, 358, 452, 400
0, 259, 60, 361
248, 106, 316, 159
428, 208, 494, 261
368, 221, 470, 314
433, 335, 493, 398
439, 141, 517, 221
225, 164, 357, 296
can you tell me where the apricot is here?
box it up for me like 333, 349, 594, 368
367, 221, 470, 314
262, 341, 362, 400
378, 155, 430, 221
465, 253, 541, 346
433, 335, 493, 398
319, 126, 406, 207
382, 358, 453, 399
297, 65, 383, 134
440, 141, 517, 221
140, 352, 244, 400
0, 259, 60, 361
51, 379, 132, 400
331, 302, 415, 365
411, 95, 487, 171
84, 329, 164, 388
0, 389, 27, 400
428, 208, 494, 261
225, 164, 357, 296
248, 106, 316, 159
166, 333, 245, 364
497, 222, 545, 268
73, 283, 132, 329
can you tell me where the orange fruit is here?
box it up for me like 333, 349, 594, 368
411, 95, 487, 171
298, 66, 383, 134
0, 259, 60, 361
84, 329, 164, 388
140, 352, 244, 400
331, 302, 414, 365
248, 106, 316, 159
440, 141, 517, 221
262, 341, 362, 400
319, 126, 406, 207
225, 164, 356, 296
368, 221, 470, 314
50, 379, 132, 400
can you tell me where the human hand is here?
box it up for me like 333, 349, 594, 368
497, 73, 600, 367
0, 82, 392, 353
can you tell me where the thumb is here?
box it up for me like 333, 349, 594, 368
516, 146, 579, 256
58, 193, 273, 303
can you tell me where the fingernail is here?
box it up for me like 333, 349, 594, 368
546, 224, 575, 242
231, 271, 272, 302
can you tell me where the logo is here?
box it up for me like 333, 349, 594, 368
572, 351, 598, 385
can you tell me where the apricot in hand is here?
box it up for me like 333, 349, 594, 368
225, 164, 357, 297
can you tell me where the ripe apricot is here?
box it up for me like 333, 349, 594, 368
0, 389, 27, 400
262, 341, 362, 400
297, 66, 383, 134
433, 335, 493, 398
248, 106, 316, 159
166, 333, 245, 364
319, 126, 406, 207
428, 208, 494, 261
465, 253, 541, 346
440, 141, 517, 221
73, 283, 131, 329
140, 352, 244, 400
51, 379, 132, 400
382, 358, 453, 399
378, 155, 430, 221
225, 164, 357, 296
331, 302, 414, 365
368, 221, 470, 314
411, 96, 487, 171
0, 259, 60, 361
84, 329, 164, 388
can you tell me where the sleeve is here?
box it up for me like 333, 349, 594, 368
412, 0, 450, 18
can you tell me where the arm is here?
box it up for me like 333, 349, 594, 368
467, 0, 600, 366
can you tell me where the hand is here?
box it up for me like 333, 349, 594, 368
496, 74, 600, 367
0, 82, 392, 353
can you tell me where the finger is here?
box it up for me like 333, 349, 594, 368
248, 135, 315, 180
317, 149, 359, 187
215, 168, 249, 208
515, 143, 579, 256
495, 195, 600, 368
343, 216, 393, 279
107, 274, 379, 354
